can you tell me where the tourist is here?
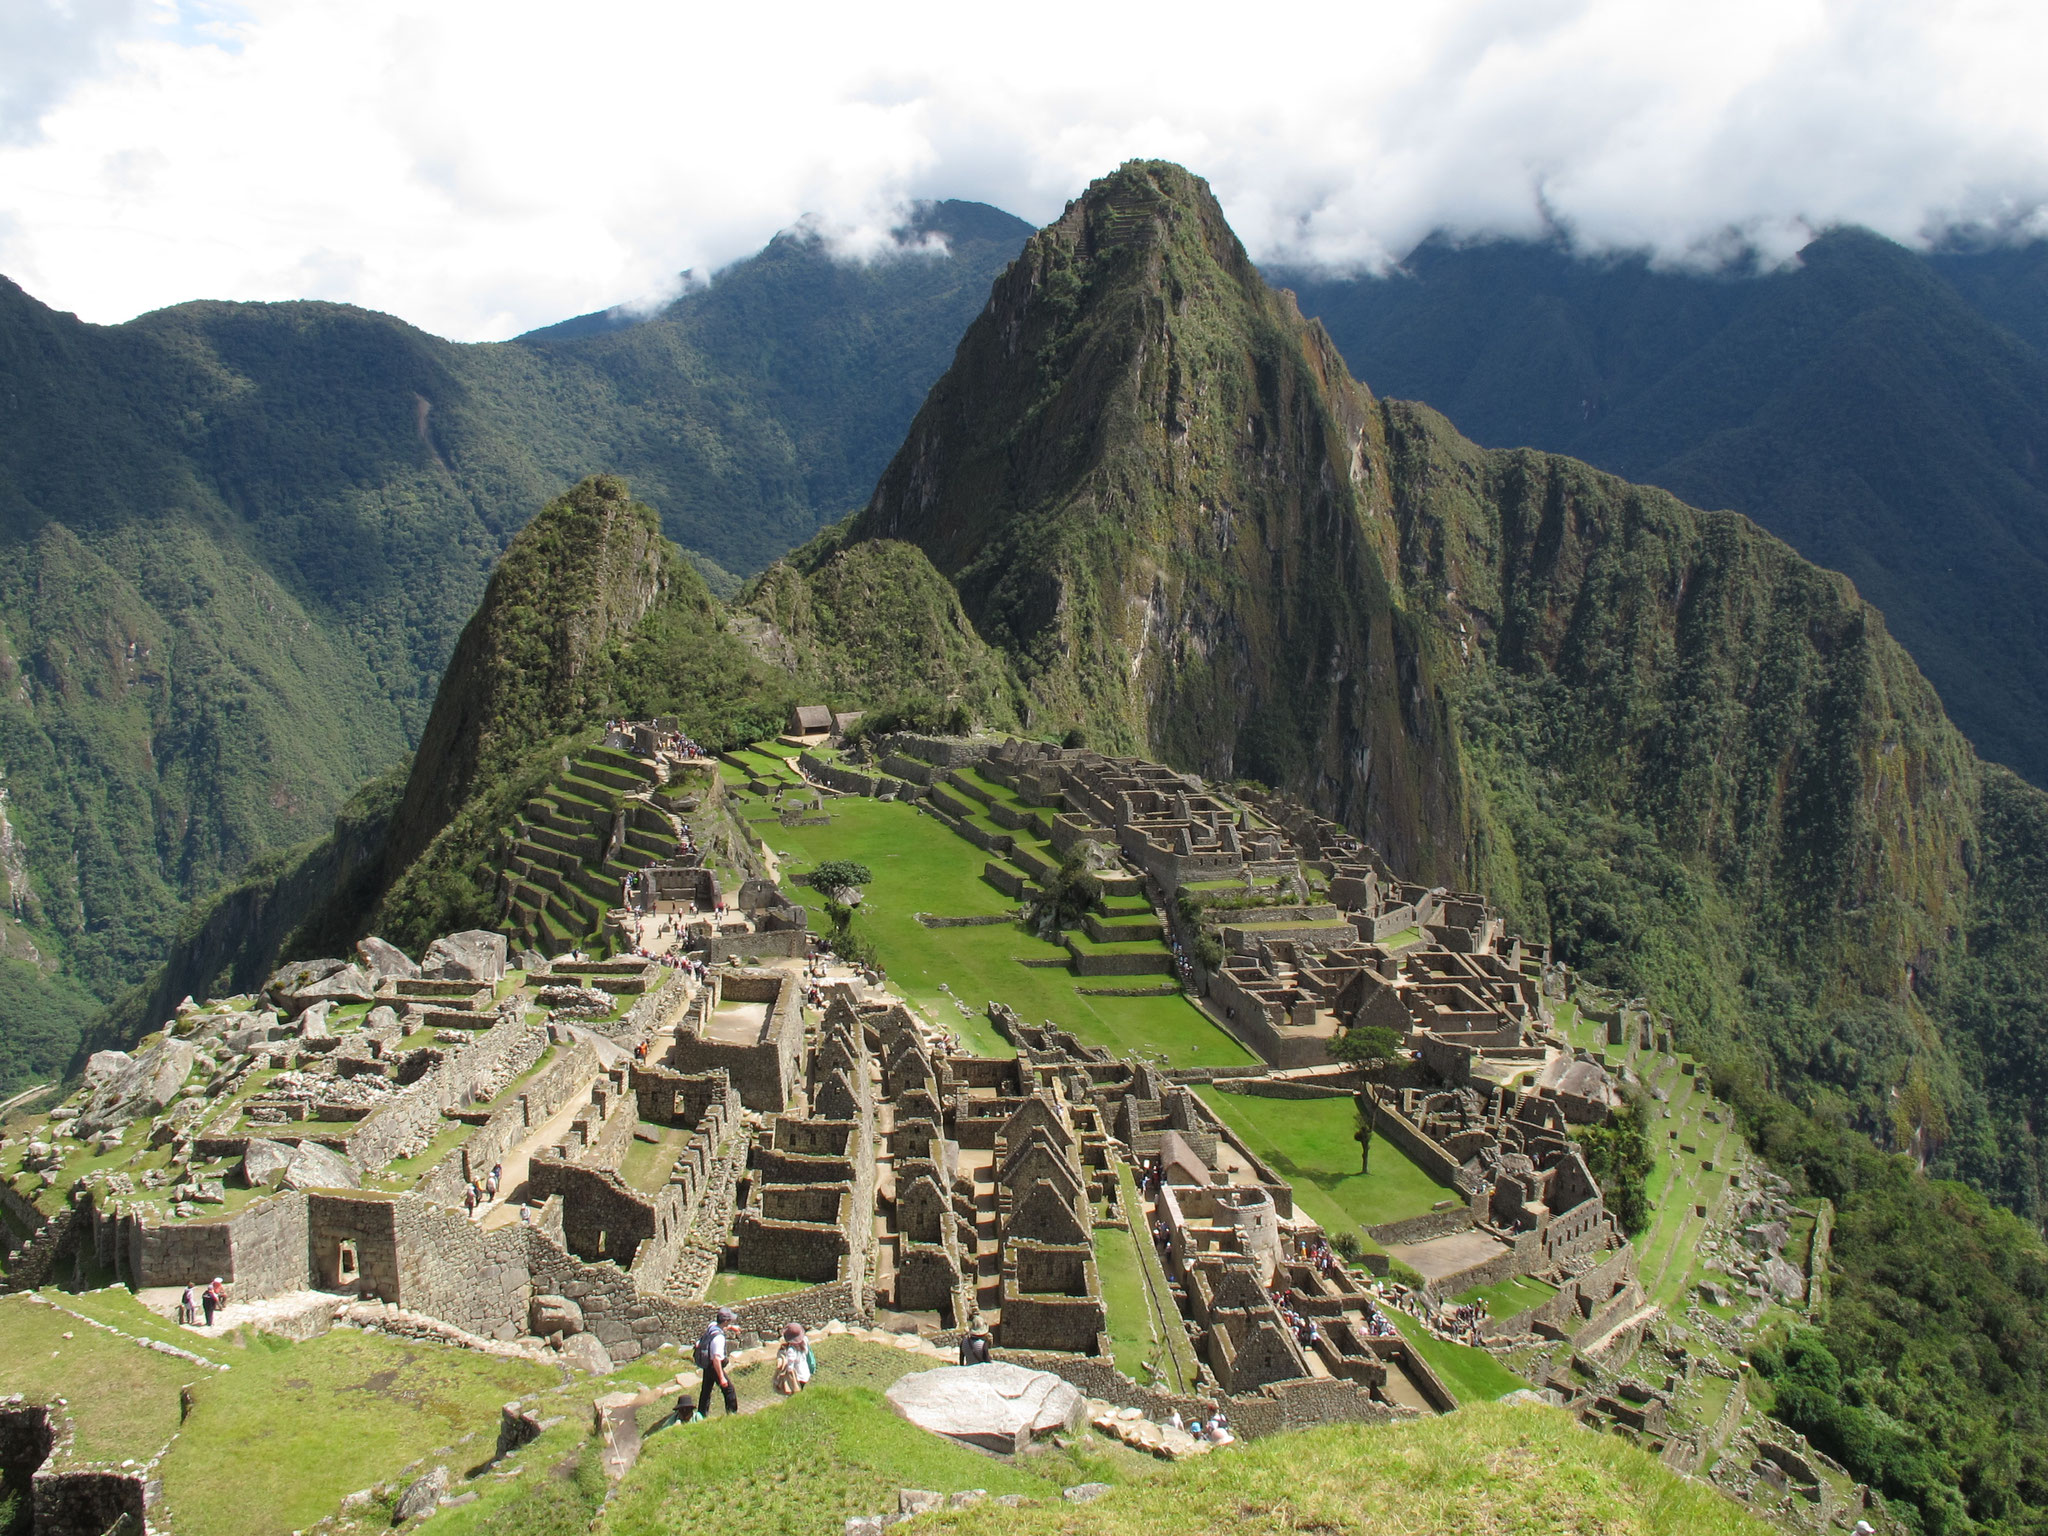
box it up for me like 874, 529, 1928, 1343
204, 1277, 225, 1326
693, 1308, 740, 1419
774, 1323, 813, 1394
959, 1316, 993, 1365
1208, 1413, 1233, 1445
179, 1284, 198, 1326
488, 1163, 502, 1198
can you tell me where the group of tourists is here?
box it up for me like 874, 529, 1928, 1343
1166, 1408, 1234, 1445
602, 719, 706, 761
177, 1277, 227, 1328
1293, 1231, 1348, 1281
675, 1309, 818, 1422
462, 1163, 504, 1217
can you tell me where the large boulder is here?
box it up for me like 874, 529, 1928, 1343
264, 957, 347, 1007
559, 1332, 614, 1374
422, 930, 508, 985
530, 1294, 584, 1336
393, 1466, 447, 1522
242, 1138, 295, 1188
77, 1040, 196, 1136
356, 936, 421, 983
291, 964, 377, 1006
1762, 1257, 1807, 1303
281, 1141, 359, 1191
884, 1363, 1086, 1454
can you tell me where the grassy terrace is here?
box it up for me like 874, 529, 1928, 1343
1452, 1273, 1558, 1317
618, 1123, 689, 1194
758, 797, 1251, 1067
1197, 1089, 1457, 1246
1385, 1308, 1531, 1404
703, 1271, 811, 1304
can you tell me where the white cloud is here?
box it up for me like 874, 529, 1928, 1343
0, 0, 2043, 339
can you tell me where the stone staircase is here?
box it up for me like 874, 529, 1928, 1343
500, 745, 680, 956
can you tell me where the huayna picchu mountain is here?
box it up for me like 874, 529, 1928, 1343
761, 162, 2048, 1217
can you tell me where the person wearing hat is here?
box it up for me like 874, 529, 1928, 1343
692, 1308, 739, 1419
959, 1316, 993, 1365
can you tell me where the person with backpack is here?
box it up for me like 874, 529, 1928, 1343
691, 1308, 739, 1419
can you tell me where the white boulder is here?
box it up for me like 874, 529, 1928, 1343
422, 930, 508, 985
884, 1362, 1085, 1454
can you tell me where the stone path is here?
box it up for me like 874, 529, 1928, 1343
1385, 1228, 1508, 1282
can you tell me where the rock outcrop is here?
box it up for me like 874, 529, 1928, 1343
884, 1362, 1086, 1454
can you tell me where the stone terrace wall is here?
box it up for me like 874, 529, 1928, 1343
1360, 1088, 1475, 1194
798, 753, 882, 797
514, 1222, 869, 1363
418, 1039, 603, 1206
391, 1196, 532, 1341
0, 1207, 72, 1293
346, 1004, 539, 1171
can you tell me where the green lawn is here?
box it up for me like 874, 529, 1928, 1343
910, 1400, 1767, 1536
1093, 1213, 1158, 1383
618, 1124, 688, 1194
1386, 1309, 1531, 1404
1452, 1273, 1558, 1319
160, 1325, 556, 1536
1112, 1162, 1201, 1393
0, 1294, 198, 1463
704, 1271, 812, 1304
1198, 1090, 1457, 1241
758, 797, 1251, 1067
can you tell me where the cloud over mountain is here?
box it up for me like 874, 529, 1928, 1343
2, 0, 2044, 340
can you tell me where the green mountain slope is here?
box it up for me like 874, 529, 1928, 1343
0, 201, 1030, 1091
1273, 231, 2048, 790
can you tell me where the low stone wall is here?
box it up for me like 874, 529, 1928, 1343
1211, 1079, 1352, 1100
1365, 1206, 1476, 1248
417, 1039, 603, 1207
798, 753, 881, 797
0, 1204, 71, 1293
698, 927, 809, 965
1361, 1089, 1474, 1194
516, 1222, 869, 1362
1065, 946, 1175, 977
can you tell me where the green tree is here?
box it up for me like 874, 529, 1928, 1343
1330, 1023, 1403, 1068
1575, 1092, 1654, 1237
806, 861, 873, 900
1353, 1093, 1376, 1174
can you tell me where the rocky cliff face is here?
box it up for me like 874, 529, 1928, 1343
848, 161, 1469, 880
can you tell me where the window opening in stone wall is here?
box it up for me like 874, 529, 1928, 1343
338, 1240, 359, 1282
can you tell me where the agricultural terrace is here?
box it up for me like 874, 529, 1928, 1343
753, 794, 1254, 1068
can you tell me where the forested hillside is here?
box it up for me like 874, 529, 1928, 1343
1273, 231, 2048, 792
0, 201, 1030, 1092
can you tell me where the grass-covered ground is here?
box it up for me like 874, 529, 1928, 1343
703, 1271, 811, 1304
415, 1338, 1154, 1536
909, 1400, 1770, 1536
162, 1325, 557, 1536
757, 797, 1252, 1067
1452, 1273, 1558, 1318
0, 1294, 198, 1463
1197, 1088, 1456, 1238
1385, 1310, 1530, 1404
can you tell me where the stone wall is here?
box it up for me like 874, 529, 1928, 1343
417, 1039, 603, 1207
391, 1196, 532, 1342
514, 1220, 870, 1363
526, 1162, 657, 1268
346, 1005, 540, 1171
1360, 1089, 1473, 1193
0, 1206, 73, 1293
798, 753, 882, 797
